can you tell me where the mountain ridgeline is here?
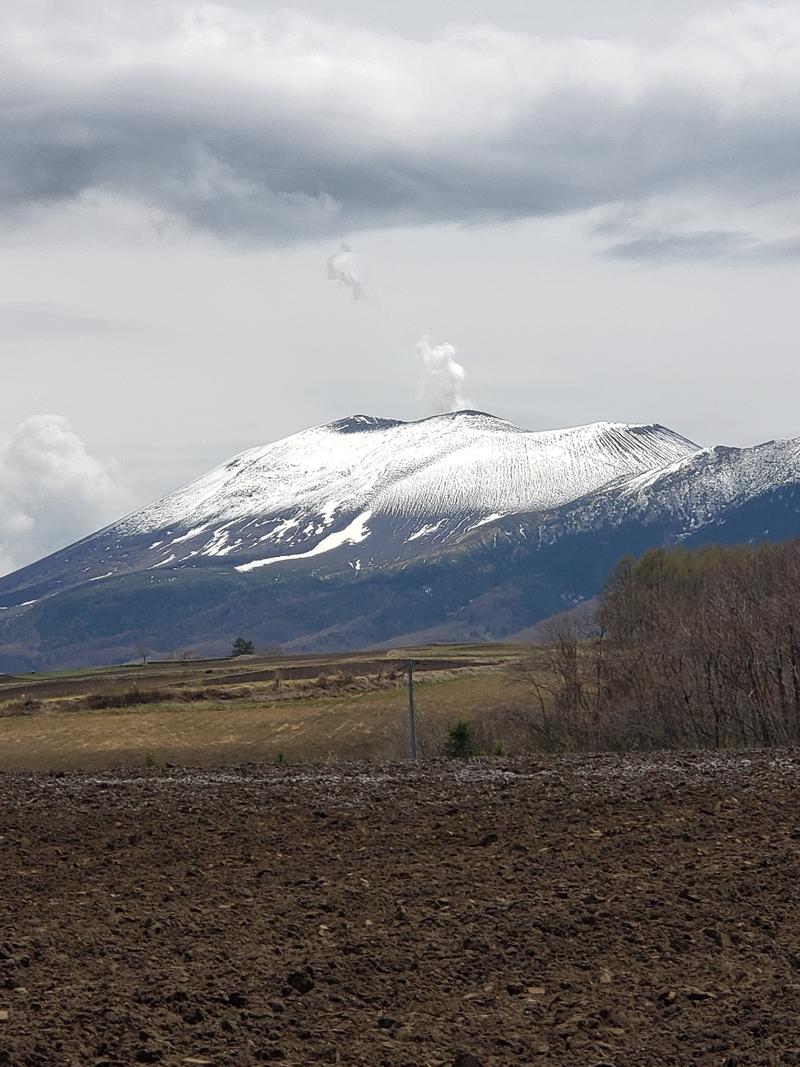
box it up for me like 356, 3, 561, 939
1, 410, 799, 669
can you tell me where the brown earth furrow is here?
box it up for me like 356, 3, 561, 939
1, 754, 799, 1066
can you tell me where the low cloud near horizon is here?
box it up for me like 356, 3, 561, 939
0, 416, 130, 577
2, 3, 800, 257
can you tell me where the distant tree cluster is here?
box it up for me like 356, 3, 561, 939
599, 540, 800, 749
513, 539, 800, 751
231, 637, 255, 657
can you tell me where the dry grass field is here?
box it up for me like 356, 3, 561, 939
0, 646, 530, 771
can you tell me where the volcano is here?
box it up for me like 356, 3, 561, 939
1, 410, 798, 669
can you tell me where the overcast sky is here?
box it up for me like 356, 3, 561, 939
2, 0, 800, 572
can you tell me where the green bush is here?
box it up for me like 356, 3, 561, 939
444, 719, 480, 759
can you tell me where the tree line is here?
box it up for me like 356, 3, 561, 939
514, 538, 800, 750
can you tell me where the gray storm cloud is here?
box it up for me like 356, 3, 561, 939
416, 335, 469, 414
2, 5, 800, 256
326, 243, 366, 299
0, 415, 129, 576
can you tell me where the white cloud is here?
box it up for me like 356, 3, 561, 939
0, 415, 129, 576
1, 4, 800, 255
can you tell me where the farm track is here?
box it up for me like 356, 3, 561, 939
2, 752, 800, 1065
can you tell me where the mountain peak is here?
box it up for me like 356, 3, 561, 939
328, 415, 403, 434
327, 410, 510, 434
3, 410, 799, 670
91, 411, 699, 556
322, 412, 694, 445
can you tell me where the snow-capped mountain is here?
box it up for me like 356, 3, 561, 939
123, 411, 695, 535
0, 411, 698, 588
1, 410, 799, 669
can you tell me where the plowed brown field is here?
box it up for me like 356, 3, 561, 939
2, 753, 799, 1066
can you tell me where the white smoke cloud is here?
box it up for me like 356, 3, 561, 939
326, 242, 366, 300
0, 415, 129, 576
416, 335, 470, 414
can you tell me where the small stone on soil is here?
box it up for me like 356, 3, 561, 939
287, 968, 315, 995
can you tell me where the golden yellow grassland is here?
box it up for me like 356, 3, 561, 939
0, 646, 537, 770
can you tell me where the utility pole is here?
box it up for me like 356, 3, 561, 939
406, 658, 418, 760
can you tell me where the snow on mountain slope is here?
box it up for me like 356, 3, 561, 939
371, 418, 696, 518
607, 436, 800, 522
109, 411, 697, 567
543, 434, 800, 539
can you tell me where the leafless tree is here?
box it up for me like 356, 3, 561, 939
511, 539, 800, 751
